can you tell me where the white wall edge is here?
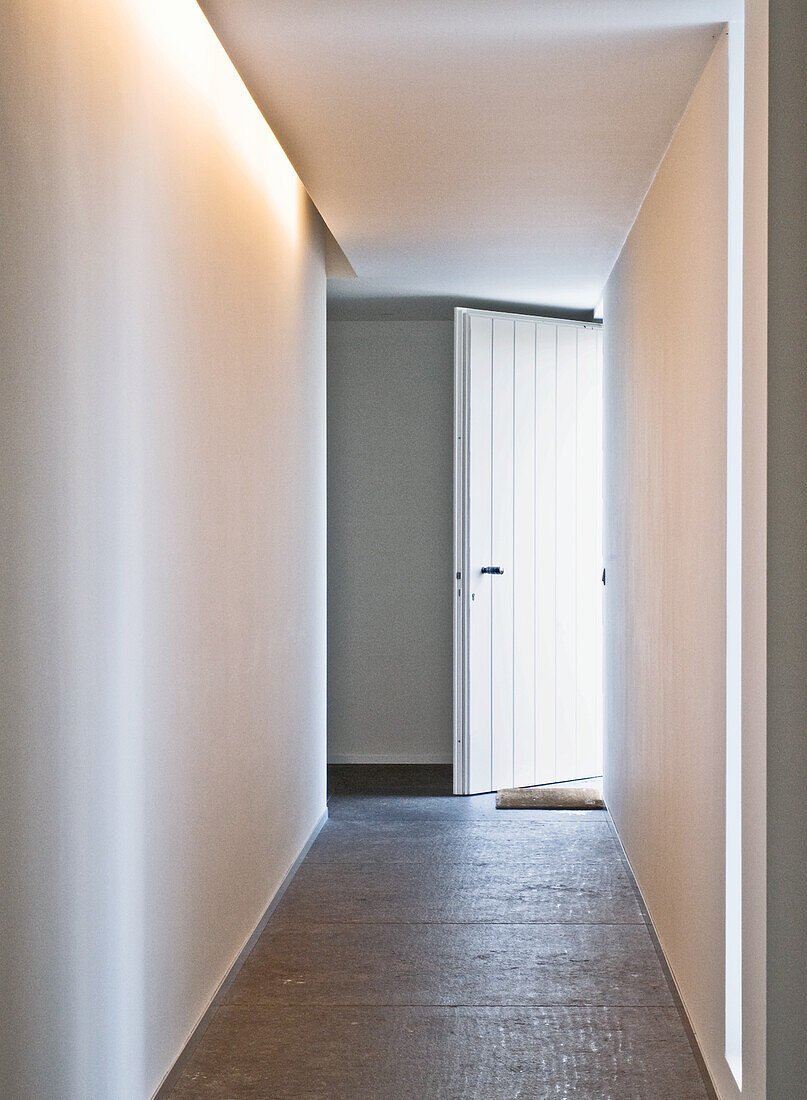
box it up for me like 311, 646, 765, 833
328, 753, 452, 765
152, 807, 329, 1099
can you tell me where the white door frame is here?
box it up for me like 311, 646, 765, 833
453, 308, 469, 795
452, 307, 602, 795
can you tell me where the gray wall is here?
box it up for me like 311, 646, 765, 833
0, 4, 327, 1096
327, 317, 455, 762
767, 0, 807, 1093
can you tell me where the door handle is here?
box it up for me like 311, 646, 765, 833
480, 566, 504, 575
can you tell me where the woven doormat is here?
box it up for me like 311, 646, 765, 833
496, 782, 604, 810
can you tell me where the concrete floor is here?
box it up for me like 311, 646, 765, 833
170, 766, 713, 1098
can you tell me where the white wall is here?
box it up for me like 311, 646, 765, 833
603, 31, 766, 1099
327, 316, 455, 763
0, 3, 327, 1097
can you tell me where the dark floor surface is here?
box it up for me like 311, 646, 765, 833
170, 766, 712, 1099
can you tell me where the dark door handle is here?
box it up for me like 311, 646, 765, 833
481, 566, 504, 575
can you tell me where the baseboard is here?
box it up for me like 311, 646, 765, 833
604, 812, 720, 1100
152, 807, 328, 1099
328, 753, 453, 765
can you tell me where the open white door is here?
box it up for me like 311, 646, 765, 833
454, 308, 602, 795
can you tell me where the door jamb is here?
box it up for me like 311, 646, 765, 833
452, 308, 469, 795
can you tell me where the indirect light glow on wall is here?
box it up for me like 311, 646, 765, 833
121, 0, 302, 241
725, 16, 745, 1091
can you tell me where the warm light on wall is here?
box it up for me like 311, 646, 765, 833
121, 0, 303, 241
725, 17, 744, 1093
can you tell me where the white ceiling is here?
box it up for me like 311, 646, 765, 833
202, 1, 737, 310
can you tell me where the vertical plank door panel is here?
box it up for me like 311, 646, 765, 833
513, 320, 536, 786
555, 325, 578, 781
466, 314, 493, 793
491, 318, 515, 790
458, 311, 602, 795
535, 323, 558, 784
575, 326, 600, 778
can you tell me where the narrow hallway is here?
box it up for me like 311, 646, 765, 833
170, 768, 713, 1098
